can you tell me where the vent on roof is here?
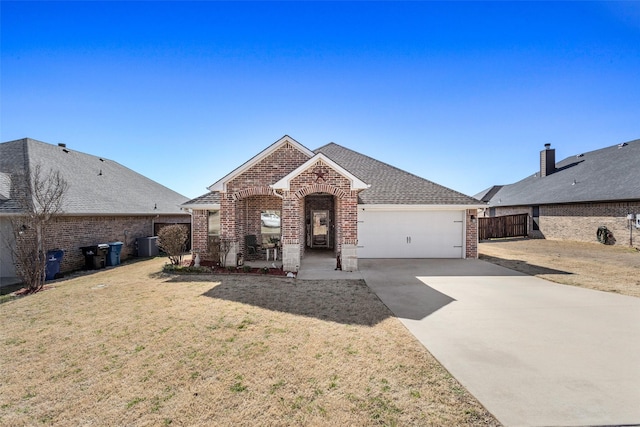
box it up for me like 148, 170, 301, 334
618, 143, 628, 148
576, 153, 584, 158
58, 143, 66, 148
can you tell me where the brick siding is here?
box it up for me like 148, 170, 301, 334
465, 209, 478, 258
218, 143, 311, 257
192, 209, 209, 254
43, 214, 190, 272
205, 147, 363, 267
290, 161, 360, 252
492, 202, 640, 248
227, 143, 311, 192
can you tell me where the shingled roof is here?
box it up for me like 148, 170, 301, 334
0, 138, 189, 215
315, 143, 482, 205
182, 192, 221, 209
477, 139, 640, 206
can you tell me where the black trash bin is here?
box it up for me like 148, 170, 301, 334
45, 249, 64, 281
107, 242, 124, 266
80, 244, 109, 269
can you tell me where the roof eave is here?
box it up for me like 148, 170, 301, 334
50, 211, 191, 217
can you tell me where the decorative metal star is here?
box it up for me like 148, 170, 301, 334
313, 167, 327, 182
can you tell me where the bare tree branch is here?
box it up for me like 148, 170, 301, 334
6, 164, 68, 293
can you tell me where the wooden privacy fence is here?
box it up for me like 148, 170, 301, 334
478, 214, 528, 240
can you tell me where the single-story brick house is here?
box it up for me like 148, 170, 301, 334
0, 138, 191, 282
475, 139, 640, 247
182, 135, 483, 272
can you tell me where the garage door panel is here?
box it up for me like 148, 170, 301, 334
358, 210, 464, 258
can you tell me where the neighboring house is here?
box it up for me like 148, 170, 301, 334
182, 135, 483, 272
475, 139, 640, 247
0, 138, 191, 281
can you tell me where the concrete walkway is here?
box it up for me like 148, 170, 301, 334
359, 259, 640, 427
296, 249, 364, 280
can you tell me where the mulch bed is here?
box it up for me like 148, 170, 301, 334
11, 284, 55, 296
180, 259, 288, 276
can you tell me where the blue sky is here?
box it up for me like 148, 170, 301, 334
2, 1, 639, 199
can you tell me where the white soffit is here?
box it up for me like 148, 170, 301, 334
271, 153, 370, 191
207, 135, 315, 192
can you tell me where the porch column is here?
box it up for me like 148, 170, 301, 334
191, 209, 208, 255
220, 192, 238, 267
282, 192, 301, 272
338, 191, 359, 271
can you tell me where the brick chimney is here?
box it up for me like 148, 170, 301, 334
540, 143, 555, 177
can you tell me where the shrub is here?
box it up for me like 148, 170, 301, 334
157, 225, 189, 265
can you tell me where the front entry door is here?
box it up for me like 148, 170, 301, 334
311, 210, 330, 248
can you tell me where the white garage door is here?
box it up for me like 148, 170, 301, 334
357, 209, 465, 258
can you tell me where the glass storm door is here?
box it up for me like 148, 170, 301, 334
312, 210, 329, 248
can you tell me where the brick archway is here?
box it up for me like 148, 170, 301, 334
294, 183, 347, 200
231, 186, 281, 201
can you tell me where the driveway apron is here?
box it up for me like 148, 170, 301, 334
359, 259, 640, 427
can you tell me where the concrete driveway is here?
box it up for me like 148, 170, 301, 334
359, 259, 640, 427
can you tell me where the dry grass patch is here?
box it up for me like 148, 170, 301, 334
480, 239, 640, 298
0, 257, 498, 426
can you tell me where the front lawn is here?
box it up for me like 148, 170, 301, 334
480, 239, 640, 298
0, 257, 498, 426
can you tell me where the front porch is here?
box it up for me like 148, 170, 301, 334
296, 248, 364, 280
225, 188, 358, 272
240, 248, 363, 280
188, 136, 368, 272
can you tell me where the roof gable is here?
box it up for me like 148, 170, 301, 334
271, 153, 369, 191
208, 135, 314, 192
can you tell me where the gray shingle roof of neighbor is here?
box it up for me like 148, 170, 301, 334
477, 139, 640, 207
315, 142, 483, 205
183, 192, 221, 206
474, 185, 504, 203
0, 138, 190, 215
